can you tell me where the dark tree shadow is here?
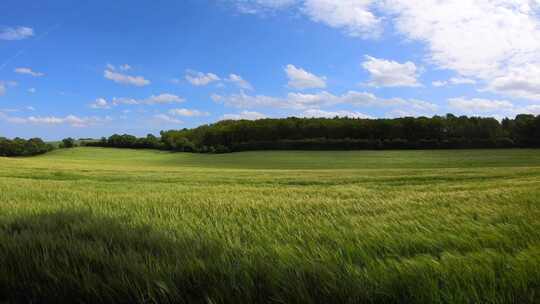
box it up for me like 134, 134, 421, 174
0, 210, 237, 304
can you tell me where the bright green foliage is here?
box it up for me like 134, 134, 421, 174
1, 148, 539, 303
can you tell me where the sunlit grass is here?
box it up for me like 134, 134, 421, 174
1, 148, 539, 303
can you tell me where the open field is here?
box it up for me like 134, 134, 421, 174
1, 148, 540, 303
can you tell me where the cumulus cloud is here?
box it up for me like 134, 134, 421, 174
487, 64, 540, 100
226, 74, 253, 90
104, 66, 150, 87
0, 83, 5, 96
446, 96, 540, 117
362, 56, 421, 87
222, 111, 267, 120
15, 67, 44, 77
383, 0, 540, 99
185, 70, 220, 86
302, 0, 380, 38
228, 1, 540, 101
285, 64, 326, 90
168, 108, 210, 117
0, 26, 34, 40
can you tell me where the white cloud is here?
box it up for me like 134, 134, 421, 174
212, 90, 437, 114
230, 0, 381, 38
232, 0, 297, 14
230, 1, 540, 101
213, 91, 331, 109
285, 64, 326, 89
136, 94, 185, 105
450, 77, 477, 85
168, 108, 210, 117
4, 114, 111, 128
487, 64, 540, 100
104, 68, 150, 87
28, 88, 36, 93
0, 26, 34, 40
362, 56, 421, 87
432, 77, 477, 87
0, 81, 17, 96
153, 114, 183, 124
222, 111, 267, 120
15, 67, 44, 77
90, 94, 184, 109
432, 81, 446, 87
302, 0, 380, 38
106, 63, 132, 71
90, 98, 111, 109
448, 97, 514, 114
212, 92, 285, 108
185, 70, 220, 86
523, 104, 540, 115
302, 109, 371, 118
226, 74, 253, 90
383, 0, 540, 99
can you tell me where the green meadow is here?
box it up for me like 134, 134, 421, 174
1, 148, 540, 303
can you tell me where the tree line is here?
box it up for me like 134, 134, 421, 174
0, 137, 54, 157
85, 114, 540, 153
0, 137, 82, 157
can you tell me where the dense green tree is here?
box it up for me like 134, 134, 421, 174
61, 138, 76, 148
0, 137, 53, 157
85, 114, 540, 153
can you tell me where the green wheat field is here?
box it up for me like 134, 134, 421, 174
1, 148, 540, 303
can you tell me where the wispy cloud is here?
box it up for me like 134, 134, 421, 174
212, 90, 436, 114
152, 114, 183, 124
168, 108, 210, 117
432, 77, 477, 87
2, 114, 112, 128
15, 67, 44, 77
226, 74, 253, 90
222, 111, 267, 120
104, 64, 150, 86
0, 26, 34, 40
301, 109, 371, 119
90, 94, 185, 109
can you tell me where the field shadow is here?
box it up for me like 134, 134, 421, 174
0, 210, 235, 304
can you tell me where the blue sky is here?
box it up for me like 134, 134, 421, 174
1, 0, 540, 139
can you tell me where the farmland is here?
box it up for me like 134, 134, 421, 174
1, 148, 540, 303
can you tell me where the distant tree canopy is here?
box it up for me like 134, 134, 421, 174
85, 114, 540, 153
61, 138, 77, 148
0, 137, 54, 157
